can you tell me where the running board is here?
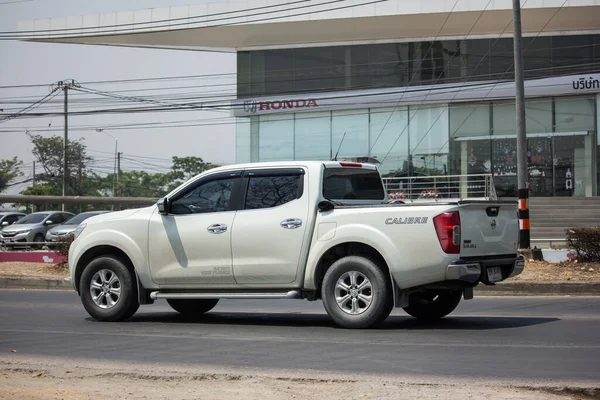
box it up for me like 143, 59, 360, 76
149, 290, 301, 301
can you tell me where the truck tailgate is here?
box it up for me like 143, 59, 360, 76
458, 201, 518, 256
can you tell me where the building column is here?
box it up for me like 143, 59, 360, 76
250, 117, 260, 162
460, 140, 469, 198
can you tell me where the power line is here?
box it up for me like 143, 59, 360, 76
1, 38, 597, 94
381, 0, 534, 164
422, 0, 570, 170
0, 89, 59, 124
0, 0, 389, 39
0, 73, 586, 123
0, 0, 33, 5
0, 0, 316, 35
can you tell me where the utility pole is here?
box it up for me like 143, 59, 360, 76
31, 161, 36, 213
51, 79, 79, 211
96, 128, 118, 211
512, 0, 530, 249
117, 151, 122, 197
78, 162, 83, 213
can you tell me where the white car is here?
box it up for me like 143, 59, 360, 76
69, 161, 523, 329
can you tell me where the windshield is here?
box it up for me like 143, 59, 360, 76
323, 168, 385, 200
64, 213, 97, 225
15, 213, 49, 224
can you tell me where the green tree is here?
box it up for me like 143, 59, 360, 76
26, 134, 93, 197
104, 170, 172, 198
0, 157, 23, 192
171, 156, 217, 181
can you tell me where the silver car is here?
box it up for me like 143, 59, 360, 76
46, 210, 111, 243
0, 212, 26, 228
0, 211, 74, 247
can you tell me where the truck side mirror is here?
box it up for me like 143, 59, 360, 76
157, 198, 170, 215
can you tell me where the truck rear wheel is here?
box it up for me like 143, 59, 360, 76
167, 299, 219, 316
402, 290, 462, 320
321, 256, 393, 329
79, 256, 140, 322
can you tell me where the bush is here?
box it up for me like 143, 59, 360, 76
566, 227, 600, 262
54, 235, 74, 268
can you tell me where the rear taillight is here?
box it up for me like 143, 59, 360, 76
433, 211, 461, 254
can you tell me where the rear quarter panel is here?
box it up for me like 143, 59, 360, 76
304, 204, 459, 290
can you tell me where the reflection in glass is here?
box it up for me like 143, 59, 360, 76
245, 175, 301, 209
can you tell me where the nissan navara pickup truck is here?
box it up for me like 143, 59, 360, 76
68, 161, 524, 329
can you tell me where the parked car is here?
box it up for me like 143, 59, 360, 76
69, 161, 522, 328
46, 211, 111, 245
0, 211, 74, 248
0, 212, 26, 228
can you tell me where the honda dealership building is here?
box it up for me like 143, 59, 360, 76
20, 0, 600, 197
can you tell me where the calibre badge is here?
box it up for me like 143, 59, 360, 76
385, 217, 428, 225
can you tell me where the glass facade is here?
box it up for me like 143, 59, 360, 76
238, 35, 600, 97
237, 95, 598, 197
236, 34, 600, 197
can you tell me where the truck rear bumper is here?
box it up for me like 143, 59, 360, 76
446, 261, 482, 283
446, 255, 525, 284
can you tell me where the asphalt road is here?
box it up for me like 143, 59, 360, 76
1, 290, 599, 383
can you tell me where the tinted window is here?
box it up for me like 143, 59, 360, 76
172, 178, 235, 215
2, 215, 19, 225
245, 175, 302, 210
15, 213, 49, 224
323, 168, 385, 200
65, 213, 97, 225
49, 214, 63, 224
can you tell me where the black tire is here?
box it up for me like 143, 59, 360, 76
33, 234, 45, 250
167, 299, 219, 316
321, 256, 393, 329
79, 256, 140, 322
402, 290, 462, 320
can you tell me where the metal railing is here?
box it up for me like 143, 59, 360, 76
382, 174, 497, 201
1, 241, 62, 251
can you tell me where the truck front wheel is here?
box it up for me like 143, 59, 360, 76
322, 256, 393, 329
79, 256, 140, 322
402, 290, 462, 320
167, 299, 219, 316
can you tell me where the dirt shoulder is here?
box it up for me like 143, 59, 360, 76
2, 260, 600, 282
0, 262, 68, 279
0, 356, 596, 400
508, 260, 600, 281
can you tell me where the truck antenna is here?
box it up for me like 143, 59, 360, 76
332, 132, 347, 161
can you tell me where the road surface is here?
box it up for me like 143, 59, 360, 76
0, 289, 599, 385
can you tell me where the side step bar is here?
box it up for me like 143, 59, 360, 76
149, 290, 301, 301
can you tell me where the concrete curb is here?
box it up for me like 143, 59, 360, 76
0, 276, 599, 296
0, 276, 72, 290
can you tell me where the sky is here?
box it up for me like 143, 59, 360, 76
0, 0, 237, 194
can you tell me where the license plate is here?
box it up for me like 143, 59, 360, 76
487, 267, 502, 283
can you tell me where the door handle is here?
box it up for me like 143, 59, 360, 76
207, 223, 227, 234
281, 218, 302, 229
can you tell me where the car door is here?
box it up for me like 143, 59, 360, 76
231, 168, 310, 284
46, 213, 64, 230
148, 171, 242, 286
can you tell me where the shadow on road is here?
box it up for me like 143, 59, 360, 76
126, 312, 560, 330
